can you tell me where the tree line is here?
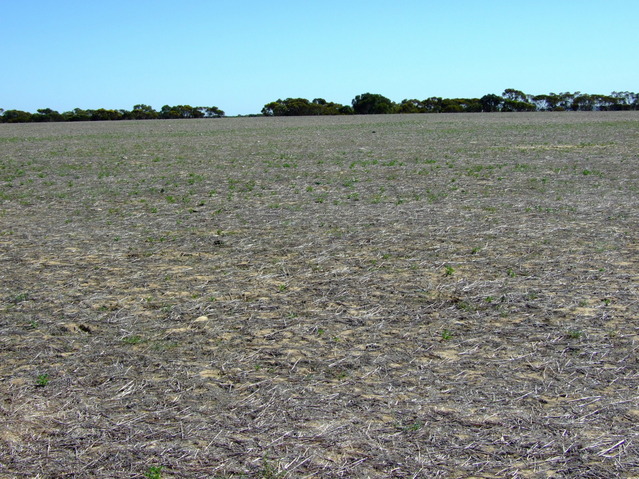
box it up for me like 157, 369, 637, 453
2, 89, 638, 123
0, 104, 224, 123
262, 89, 639, 116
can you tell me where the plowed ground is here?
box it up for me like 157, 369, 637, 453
1, 112, 638, 478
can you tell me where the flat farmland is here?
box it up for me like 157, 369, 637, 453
1, 112, 638, 478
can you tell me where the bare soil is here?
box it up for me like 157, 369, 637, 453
1, 112, 638, 478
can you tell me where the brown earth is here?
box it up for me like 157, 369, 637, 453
1, 112, 638, 478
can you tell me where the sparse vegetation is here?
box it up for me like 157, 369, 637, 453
1, 112, 638, 477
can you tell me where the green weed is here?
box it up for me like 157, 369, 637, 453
259, 457, 283, 479
567, 330, 583, 339
11, 292, 30, 304
36, 374, 49, 387
144, 466, 163, 479
441, 329, 453, 341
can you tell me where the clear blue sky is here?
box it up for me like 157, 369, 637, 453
1, 0, 637, 116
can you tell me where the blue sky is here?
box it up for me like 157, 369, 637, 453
1, 0, 637, 115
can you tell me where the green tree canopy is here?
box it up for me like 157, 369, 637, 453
131, 104, 158, 120
160, 105, 205, 119
351, 93, 395, 114
32, 108, 63, 122
480, 94, 502, 112
502, 89, 528, 103
262, 98, 351, 116
199, 106, 225, 118
2, 89, 638, 123
1, 109, 32, 123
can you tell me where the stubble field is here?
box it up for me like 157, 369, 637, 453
1, 112, 638, 478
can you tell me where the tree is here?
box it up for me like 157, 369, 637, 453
160, 105, 196, 119
62, 108, 91, 121
352, 93, 394, 114
571, 93, 595, 111
480, 94, 502, 112
131, 104, 158, 120
531, 94, 550, 111
610, 91, 639, 110
532, 93, 564, 111
502, 99, 536, 112
199, 106, 225, 118
397, 99, 423, 114
283, 98, 315, 116
1, 109, 32, 123
422, 97, 443, 113
90, 108, 123, 121
592, 94, 616, 111
32, 108, 63, 122
262, 100, 284, 116
458, 98, 483, 112
440, 99, 463, 113
338, 105, 354, 115
501, 89, 536, 112
261, 98, 350, 116
160, 105, 177, 119
557, 92, 576, 111
536, 92, 574, 111
502, 89, 527, 103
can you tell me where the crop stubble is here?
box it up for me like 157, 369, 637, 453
1, 112, 638, 477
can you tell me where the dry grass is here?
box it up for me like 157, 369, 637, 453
1, 112, 638, 478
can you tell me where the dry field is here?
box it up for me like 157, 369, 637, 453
1, 112, 638, 478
